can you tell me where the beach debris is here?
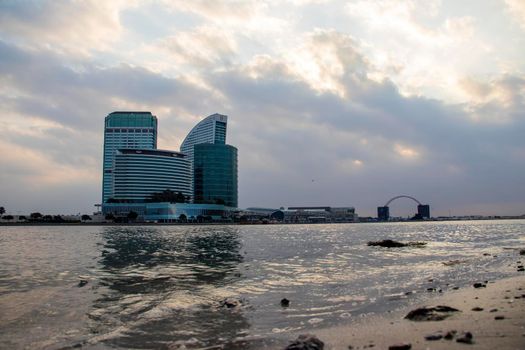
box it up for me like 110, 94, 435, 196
495, 315, 505, 320
442, 259, 467, 266
519, 249, 525, 255
284, 334, 324, 350
473, 282, 486, 288
281, 298, 290, 307
78, 277, 89, 287
444, 330, 457, 340
456, 332, 474, 344
388, 344, 411, 350
405, 305, 460, 321
490, 308, 498, 312
367, 240, 426, 248
452, 286, 459, 290
424, 333, 443, 341
220, 297, 242, 309
471, 307, 484, 311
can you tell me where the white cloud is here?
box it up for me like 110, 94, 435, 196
505, 0, 525, 30
0, 0, 136, 56
157, 26, 237, 67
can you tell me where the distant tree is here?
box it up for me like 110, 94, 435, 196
30, 212, 43, 220
53, 215, 65, 222
81, 214, 92, 221
18, 215, 26, 221
178, 214, 187, 223
105, 213, 115, 221
43, 215, 53, 221
127, 211, 138, 222
0, 207, 5, 215
149, 189, 187, 203
2, 215, 14, 221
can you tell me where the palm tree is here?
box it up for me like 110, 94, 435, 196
0, 207, 5, 216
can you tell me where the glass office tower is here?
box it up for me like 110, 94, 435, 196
113, 149, 191, 202
102, 111, 157, 203
180, 113, 228, 196
193, 143, 238, 208
180, 113, 228, 162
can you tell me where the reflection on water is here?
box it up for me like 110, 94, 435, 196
91, 226, 249, 349
0, 221, 524, 349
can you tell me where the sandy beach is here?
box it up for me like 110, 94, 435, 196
293, 275, 525, 350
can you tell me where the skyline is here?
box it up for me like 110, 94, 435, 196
1, 0, 524, 217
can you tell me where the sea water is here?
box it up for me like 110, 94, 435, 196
0, 220, 523, 349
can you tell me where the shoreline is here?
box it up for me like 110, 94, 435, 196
1, 217, 524, 227
287, 275, 525, 349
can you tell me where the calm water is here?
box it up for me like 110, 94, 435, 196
0, 221, 524, 349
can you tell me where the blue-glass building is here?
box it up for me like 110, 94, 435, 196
112, 149, 192, 202
102, 111, 157, 203
193, 143, 238, 208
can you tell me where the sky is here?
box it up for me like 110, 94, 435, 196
0, 0, 524, 217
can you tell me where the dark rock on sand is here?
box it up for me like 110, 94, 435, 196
388, 344, 411, 350
519, 249, 525, 255
220, 298, 242, 309
78, 279, 88, 287
490, 308, 498, 312
471, 307, 484, 311
405, 305, 460, 321
495, 315, 505, 320
281, 298, 290, 307
424, 333, 443, 341
285, 334, 324, 350
473, 282, 486, 288
456, 332, 473, 344
444, 330, 457, 340
367, 240, 426, 248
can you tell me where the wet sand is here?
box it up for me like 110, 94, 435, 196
304, 275, 525, 349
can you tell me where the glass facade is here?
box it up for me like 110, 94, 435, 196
113, 149, 192, 202
180, 114, 228, 194
193, 144, 238, 208
102, 111, 157, 203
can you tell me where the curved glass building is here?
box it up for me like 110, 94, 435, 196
193, 143, 238, 208
112, 149, 191, 202
180, 113, 228, 163
102, 111, 157, 203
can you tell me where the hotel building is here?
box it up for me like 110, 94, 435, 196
102, 111, 157, 203
112, 149, 192, 202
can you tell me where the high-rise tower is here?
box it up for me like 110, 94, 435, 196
180, 113, 227, 164
193, 143, 238, 207
180, 113, 228, 198
102, 111, 157, 203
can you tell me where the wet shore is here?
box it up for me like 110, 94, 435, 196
286, 275, 525, 349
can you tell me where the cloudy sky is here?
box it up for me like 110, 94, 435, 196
1, 0, 524, 216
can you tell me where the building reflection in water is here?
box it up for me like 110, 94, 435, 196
89, 226, 251, 349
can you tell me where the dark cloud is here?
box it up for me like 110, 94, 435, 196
0, 25, 524, 216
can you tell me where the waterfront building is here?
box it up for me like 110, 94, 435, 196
180, 113, 228, 163
283, 206, 358, 223
193, 143, 238, 208
102, 202, 236, 222
102, 111, 157, 203
112, 149, 192, 203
